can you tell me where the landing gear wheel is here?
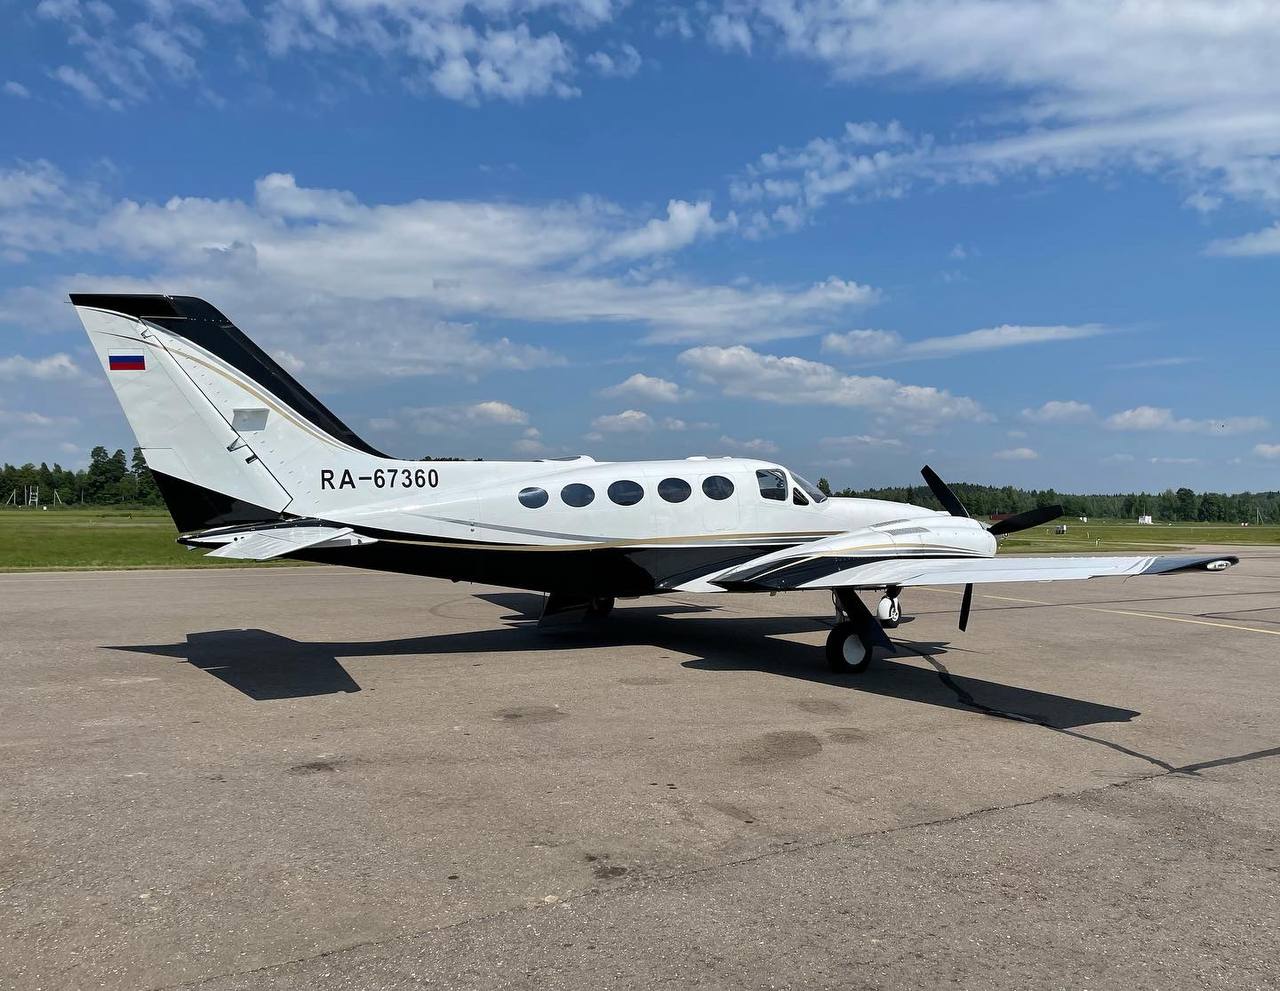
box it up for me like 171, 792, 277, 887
826, 622, 872, 673
876, 594, 901, 629
587, 596, 615, 618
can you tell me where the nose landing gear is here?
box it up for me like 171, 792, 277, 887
876, 586, 902, 629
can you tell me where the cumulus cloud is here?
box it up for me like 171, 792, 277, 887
1021, 400, 1094, 423
1255, 443, 1280, 460
678, 345, 990, 424
392, 401, 531, 435
591, 409, 654, 433
993, 447, 1038, 461
1106, 406, 1268, 435
36, 0, 627, 108
599, 373, 689, 404
0, 353, 81, 381
602, 199, 732, 260
586, 43, 642, 78
4, 81, 31, 99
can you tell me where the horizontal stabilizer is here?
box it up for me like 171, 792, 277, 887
197, 525, 370, 561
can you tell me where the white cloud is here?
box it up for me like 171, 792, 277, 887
707, 14, 752, 54
586, 43, 642, 78
0, 353, 81, 381
592, 409, 654, 433
1106, 356, 1199, 370
3, 81, 31, 98
719, 435, 778, 454
0, 168, 882, 349
38, 0, 623, 108
819, 434, 902, 449
599, 372, 689, 404
1206, 222, 1280, 257
396, 400, 530, 435
1106, 406, 1268, 435
602, 200, 731, 260
1255, 443, 1280, 460
679, 344, 990, 424
993, 447, 1038, 461
822, 324, 1108, 363
714, 2, 1280, 219
1021, 400, 1094, 424
1149, 457, 1200, 465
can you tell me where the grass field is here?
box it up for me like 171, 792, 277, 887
0, 507, 305, 571
2, 508, 1276, 571
998, 519, 1280, 554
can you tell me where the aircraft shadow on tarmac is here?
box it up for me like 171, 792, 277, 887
107, 592, 1139, 729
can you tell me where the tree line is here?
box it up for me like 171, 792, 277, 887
818, 479, 1277, 524
3, 447, 162, 507
2, 448, 1275, 522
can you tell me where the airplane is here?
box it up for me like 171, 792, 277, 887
71, 293, 1239, 673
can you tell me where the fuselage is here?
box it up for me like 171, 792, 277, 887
280, 454, 950, 595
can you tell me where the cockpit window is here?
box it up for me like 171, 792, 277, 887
792, 473, 828, 503
792, 488, 809, 506
756, 469, 787, 501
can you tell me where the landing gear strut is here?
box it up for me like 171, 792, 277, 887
827, 589, 895, 673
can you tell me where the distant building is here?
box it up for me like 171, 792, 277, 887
1138, 514, 1154, 525
1055, 524, 1068, 534
1078, 516, 1089, 522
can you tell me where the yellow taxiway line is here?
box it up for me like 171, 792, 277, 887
923, 587, 1280, 638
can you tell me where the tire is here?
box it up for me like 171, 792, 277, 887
587, 596, 615, 618
826, 622, 872, 673
877, 595, 901, 629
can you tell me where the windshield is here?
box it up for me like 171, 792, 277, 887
793, 473, 828, 503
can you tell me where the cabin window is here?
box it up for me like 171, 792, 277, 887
702, 475, 734, 500
793, 473, 828, 503
792, 488, 809, 506
658, 477, 692, 503
518, 486, 548, 509
561, 483, 595, 507
756, 469, 787, 501
608, 479, 644, 506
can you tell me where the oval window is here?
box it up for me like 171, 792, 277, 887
608, 479, 644, 506
518, 486, 548, 509
561, 483, 595, 508
658, 477, 692, 503
702, 475, 735, 500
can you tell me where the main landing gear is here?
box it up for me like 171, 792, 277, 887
827, 587, 902, 673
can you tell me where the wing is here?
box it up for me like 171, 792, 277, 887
181, 523, 375, 561
711, 551, 1239, 592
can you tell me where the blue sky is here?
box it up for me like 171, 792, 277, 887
2, 0, 1278, 492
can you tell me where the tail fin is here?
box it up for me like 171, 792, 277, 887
71, 294, 387, 532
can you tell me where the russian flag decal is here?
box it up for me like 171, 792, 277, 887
108, 352, 146, 371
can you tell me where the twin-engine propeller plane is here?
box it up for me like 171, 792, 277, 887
73, 293, 1238, 672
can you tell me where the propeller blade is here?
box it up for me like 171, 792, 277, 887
988, 504, 1064, 537
958, 582, 974, 632
920, 465, 969, 518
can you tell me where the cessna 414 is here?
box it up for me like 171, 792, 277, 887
72, 293, 1238, 672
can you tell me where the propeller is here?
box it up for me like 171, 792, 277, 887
988, 504, 1064, 537
920, 465, 1063, 632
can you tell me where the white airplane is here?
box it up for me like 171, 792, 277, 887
72, 293, 1238, 672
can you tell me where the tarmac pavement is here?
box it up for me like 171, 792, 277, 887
2, 551, 1278, 990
